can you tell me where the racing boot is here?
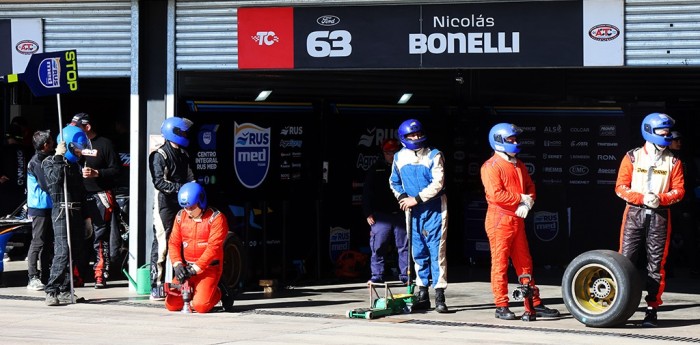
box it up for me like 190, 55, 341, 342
642, 307, 658, 327
412, 286, 430, 310
495, 306, 516, 320
434, 288, 448, 313
533, 303, 560, 318
219, 281, 235, 312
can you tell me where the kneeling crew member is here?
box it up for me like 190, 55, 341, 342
165, 182, 228, 313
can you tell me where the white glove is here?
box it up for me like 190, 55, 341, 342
643, 193, 660, 208
520, 194, 535, 209
55, 141, 67, 156
515, 203, 530, 218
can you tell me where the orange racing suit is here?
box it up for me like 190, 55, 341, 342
165, 207, 228, 313
481, 152, 543, 307
615, 142, 684, 308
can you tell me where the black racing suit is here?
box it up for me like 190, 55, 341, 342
42, 154, 86, 296
82, 134, 121, 281
148, 141, 193, 287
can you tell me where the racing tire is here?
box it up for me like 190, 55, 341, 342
221, 232, 247, 297
562, 249, 642, 328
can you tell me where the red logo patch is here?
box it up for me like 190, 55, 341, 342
238, 7, 294, 69
15, 40, 39, 55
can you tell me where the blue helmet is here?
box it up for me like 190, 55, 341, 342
397, 119, 426, 150
489, 123, 523, 154
641, 113, 675, 146
57, 125, 88, 163
178, 181, 207, 210
161, 117, 193, 147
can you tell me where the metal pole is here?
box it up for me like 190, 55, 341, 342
56, 94, 75, 304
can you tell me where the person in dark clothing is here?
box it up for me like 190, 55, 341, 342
26, 130, 55, 290
71, 113, 121, 289
43, 125, 88, 306
148, 116, 194, 300
363, 138, 408, 284
668, 131, 699, 275
0, 123, 31, 216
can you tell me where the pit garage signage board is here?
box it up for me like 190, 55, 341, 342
0, 19, 43, 76
238, 0, 623, 69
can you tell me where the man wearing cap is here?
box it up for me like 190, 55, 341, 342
71, 113, 121, 289
363, 138, 408, 284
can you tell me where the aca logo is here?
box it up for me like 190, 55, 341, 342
234, 122, 270, 188
198, 124, 218, 150
533, 211, 559, 242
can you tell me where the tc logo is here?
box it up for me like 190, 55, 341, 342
253, 31, 280, 46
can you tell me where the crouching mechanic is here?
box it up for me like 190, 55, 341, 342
165, 182, 228, 313
480, 123, 559, 320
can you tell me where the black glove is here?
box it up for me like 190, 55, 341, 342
174, 264, 189, 282
186, 265, 197, 277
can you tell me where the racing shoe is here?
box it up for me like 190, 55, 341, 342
150, 285, 165, 301
45, 293, 59, 306
58, 291, 85, 304
534, 304, 560, 318
642, 307, 658, 327
495, 307, 516, 320
435, 288, 448, 313
367, 276, 384, 284
412, 286, 430, 310
27, 277, 45, 291
94, 276, 106, 289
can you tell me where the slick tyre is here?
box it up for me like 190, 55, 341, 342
221, 232, 247, 297
562, 250, 642, 328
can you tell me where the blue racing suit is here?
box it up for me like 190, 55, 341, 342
389, 147, 448, 289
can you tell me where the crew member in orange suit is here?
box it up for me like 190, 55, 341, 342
615, 113, 685, 327
165, 182, 228, 313
480, 123, 559, 321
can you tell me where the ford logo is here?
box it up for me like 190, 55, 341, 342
317, 15, 340, 26
569, 165, 589, 176
15, 40, 39, 55
589, 24, 620, 42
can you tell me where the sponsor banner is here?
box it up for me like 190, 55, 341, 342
238, 1, 625, 69
0, 18, 43, 76
329, 226, 350, 262
583, 0, 624, 66
233, 122, 271, 188
534, 211, 559, 242
195, 124, 219, 185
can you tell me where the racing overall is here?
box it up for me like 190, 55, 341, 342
389, 147, 448, 289
165, 208, 228, 313
42, 154, 86, 296
480, 152, 544, 308
615, 142, 685, 308
82, 134, 121, 282
149, 142, 194, 287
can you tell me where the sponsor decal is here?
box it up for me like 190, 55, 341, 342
543, 167, 563, 173
518, 153, 536, 159
570, 140, 589, 147
534, 211, 559, 242
118, 152, 130, 167
542, 178, 563, 185
357, 127, 398, 147
195, 151, 219, 171
15, 40, 39, 55
519, 139, 535, 146
542, 153, 563, 160
280, 126, 303, 136
544, 140, 562, 147
520, 126, 537, 132
597, 180, 616, 185
598, 168, 617, 174
317, 15, 341, 26
599, 125, 616, 136
453, 151, 466, 160
357, 153, 379, 171
597, 142, 618, 147
597, 154, 617, 161
252, 31, 280, 46
569, 180, 590, 185
569, 127, 590, 133
525, 162, 535, 175
570, 154, 590, 160
38, 57, 61, 89
237, 7, 294, 69
234, 122, 271, 188
197, 124, 218, 150
543, 125, 562, 134
589, 24, 620, 42
468, 162, 480, 176
279, 139, 302, 148
569, 165, 589, 176
329, 226, 350, 262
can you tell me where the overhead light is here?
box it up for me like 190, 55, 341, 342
255, 90, 272, 101
398, 93, 413, 104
